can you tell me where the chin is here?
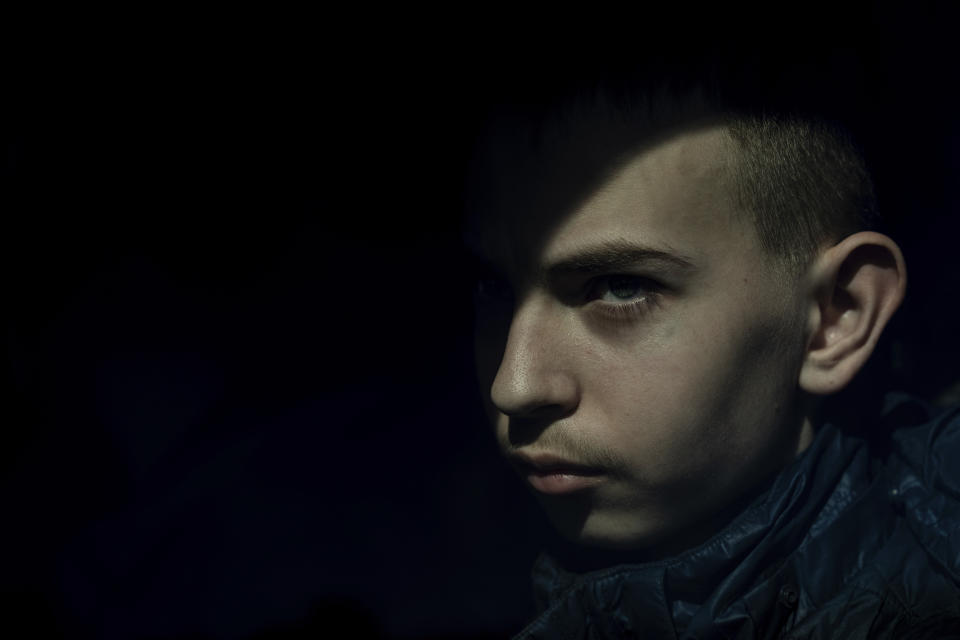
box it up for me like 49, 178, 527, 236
548, 504, 670, 551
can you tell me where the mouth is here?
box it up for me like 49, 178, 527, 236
510, 452, 606, 495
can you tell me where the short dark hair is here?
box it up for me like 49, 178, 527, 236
467, 61, 879, 277
726, 114, 878, 274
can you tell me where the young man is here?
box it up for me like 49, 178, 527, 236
465, 70, 960, 637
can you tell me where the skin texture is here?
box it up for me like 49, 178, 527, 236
472, 124, 821, 552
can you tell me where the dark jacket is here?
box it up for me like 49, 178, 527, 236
515, 394, 960, 639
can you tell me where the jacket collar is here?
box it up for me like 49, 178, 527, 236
523, 421, 875, 638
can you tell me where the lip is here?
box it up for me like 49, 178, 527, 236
525, 470, 605, 495
510, 451, 606, 495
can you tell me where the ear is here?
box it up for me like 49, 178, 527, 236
799, 232, 907, 395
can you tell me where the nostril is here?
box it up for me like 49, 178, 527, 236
491, 375, 580, 422
489, 349, 580, 418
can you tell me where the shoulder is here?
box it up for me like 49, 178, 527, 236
786, 395, 960, 634
880, 393, 960, 604
883, 392, 960, 494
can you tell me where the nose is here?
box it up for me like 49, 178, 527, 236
489, 298, 580, 420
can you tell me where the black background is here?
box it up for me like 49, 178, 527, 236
4, 4, 959, 638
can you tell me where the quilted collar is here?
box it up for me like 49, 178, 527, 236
520, 420, 878, 639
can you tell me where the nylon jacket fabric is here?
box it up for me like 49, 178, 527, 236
515, 394, 960, 639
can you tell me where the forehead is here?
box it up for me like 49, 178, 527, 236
469, 122, 758, 277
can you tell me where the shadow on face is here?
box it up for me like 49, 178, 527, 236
464, 94, 731, 278
463, 98, 816, 553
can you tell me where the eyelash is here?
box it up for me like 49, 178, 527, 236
586, 275, 663, 322
471, 271, 664, 323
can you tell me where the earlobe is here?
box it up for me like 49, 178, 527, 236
799, 232, 907, 395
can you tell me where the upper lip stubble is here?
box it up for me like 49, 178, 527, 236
509, 451, 605, 476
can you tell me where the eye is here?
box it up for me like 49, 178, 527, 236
465, 254, 513, 305
585, 274, 663, 322
474, 272, 513, 302
471, 267, 514, 318
592, 274, 656, 303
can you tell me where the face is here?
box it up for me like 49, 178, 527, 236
471, 122, 815, 552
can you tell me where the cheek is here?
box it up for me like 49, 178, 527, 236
586, 301, 800, 474
472, 334, 497, 393
473, 308, 510, 386
472, 333, 503, 430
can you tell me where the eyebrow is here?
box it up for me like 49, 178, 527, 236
544, 239, 697, 280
